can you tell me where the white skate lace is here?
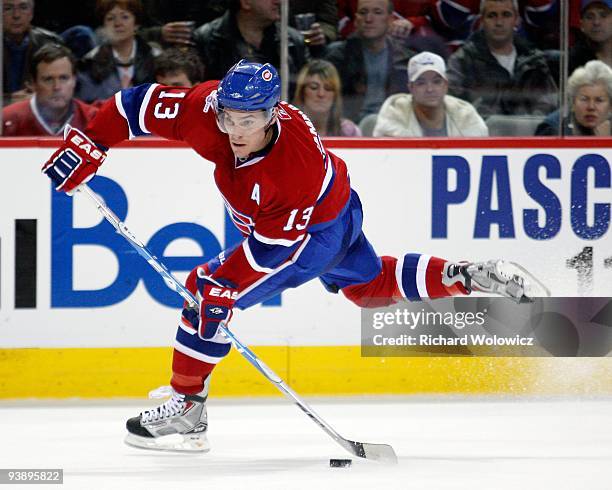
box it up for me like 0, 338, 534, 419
140, 386, 186, 424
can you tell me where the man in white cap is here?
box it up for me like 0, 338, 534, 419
373, 51, 488, 137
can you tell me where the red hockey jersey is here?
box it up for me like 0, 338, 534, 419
85, 81, 351, 292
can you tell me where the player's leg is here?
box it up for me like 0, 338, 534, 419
321, 240, 468, 308
325, 238, 540, 307
125, 262, 226, 452
320, 204, 540, 307
124, 214, 355, 452
316, 189, 467, 307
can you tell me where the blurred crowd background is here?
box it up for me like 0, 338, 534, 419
1, 0, 611, 138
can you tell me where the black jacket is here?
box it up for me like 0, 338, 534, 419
289, 0, 338, 43
193, 11, 310, 85
447, 30, 558, 118
569, 34, 599, 75
77, 36, 159, 103
323, 35, 416, 123
138, 0, 228, 46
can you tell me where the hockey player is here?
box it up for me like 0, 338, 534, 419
42, 60, 542, 453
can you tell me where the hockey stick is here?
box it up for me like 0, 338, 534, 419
79, 184, 398, 465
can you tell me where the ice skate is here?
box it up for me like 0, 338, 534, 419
125, 383, 210, 453
444, 260, 550, 303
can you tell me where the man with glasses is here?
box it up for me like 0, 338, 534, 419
2, 0, 63, 105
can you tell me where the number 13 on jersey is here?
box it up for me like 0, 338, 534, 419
153, 90, 187, 119
283, 207, 314, 231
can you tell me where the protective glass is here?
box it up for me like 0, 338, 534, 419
216, 108, 275, 136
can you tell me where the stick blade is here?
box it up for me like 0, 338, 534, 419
362, 442, 398, 464
348, 440, 398, 465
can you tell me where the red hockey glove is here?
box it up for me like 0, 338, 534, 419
182, 267, 238, 340
42, 126, 108, 194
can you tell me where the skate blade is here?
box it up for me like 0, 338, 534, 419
498, 261, 551, 299
124, 432, 211, 453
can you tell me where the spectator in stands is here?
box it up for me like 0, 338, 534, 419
373, 51, 487, 137
138, 0, 228, 48
290, 1, 338, 52
2, 0, 63, 105
77, 0, 160, 104
2, 44, 98, 136
447, 0, 558, 118
193, 0, 309, 84
428, 1, 559, 53
292, 59, 362, 136
337, 0, 432, 41
324, 0, 417, 124
154, 48, 204, 87
535, 60, 612, 136
337, 0, 451, 59
570, 0, 612, 74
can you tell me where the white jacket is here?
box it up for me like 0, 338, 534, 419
372, 93, 488, 137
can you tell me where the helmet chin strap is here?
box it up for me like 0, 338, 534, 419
261, 108, 279, 137
264, 107, 279, 131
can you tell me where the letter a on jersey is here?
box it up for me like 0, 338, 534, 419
251, 183, 260, 205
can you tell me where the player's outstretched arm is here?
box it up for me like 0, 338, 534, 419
42, 83, 192, 194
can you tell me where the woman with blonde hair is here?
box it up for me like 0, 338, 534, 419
293, 59, 362, 137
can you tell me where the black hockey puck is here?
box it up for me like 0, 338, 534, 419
329, 458, 352, 468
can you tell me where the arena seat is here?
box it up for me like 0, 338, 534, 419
486, 114, 547, 136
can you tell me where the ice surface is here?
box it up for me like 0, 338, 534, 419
1, 397, 610, 490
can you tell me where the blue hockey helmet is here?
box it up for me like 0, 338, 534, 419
217, 60, 281, 112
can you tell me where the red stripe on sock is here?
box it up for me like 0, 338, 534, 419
425, 256, 448, 298
171, 349, 216, 394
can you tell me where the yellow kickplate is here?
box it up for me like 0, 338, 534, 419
1, 347, 611, 399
